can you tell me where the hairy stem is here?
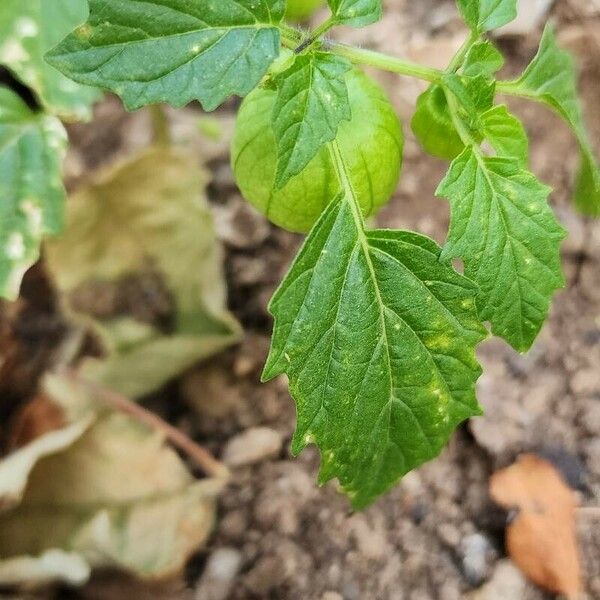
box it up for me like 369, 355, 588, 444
444, 88, 479, 148
311, 16, 337, 42
327, 42, 443, 83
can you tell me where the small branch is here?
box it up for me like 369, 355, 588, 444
304, 16, 337, 49
327, 42, 443, 83
149, 104, 171, 146
448, 31, 479, 72
444, 87, 480, 148
62, 369, 229, 480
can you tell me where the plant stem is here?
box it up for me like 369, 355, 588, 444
327, 42, 443, 83
496, 80, 532, 97
311, 16, 336, 41
444, 88, 479, 148
448, 30, 479, 72
279, 22, 304, 45
149, 104, 171, 146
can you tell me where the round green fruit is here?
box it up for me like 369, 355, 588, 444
232, 68, 403, 233
285, 0, 324, 21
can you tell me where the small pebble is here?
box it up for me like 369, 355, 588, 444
222, 427, 283, 467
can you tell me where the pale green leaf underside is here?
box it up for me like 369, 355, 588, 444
327, 0, 382, 27
264, 142, 485, 508
508, 25, 600, 215
0, 0, 101, 121
463, 42, 504, 77
273, 52, 351, 188
0, 87, 67, 300
456, 0, 517, 33
437, 147, 566, 352
46, 0, 285, 111
480, 105, 528, 163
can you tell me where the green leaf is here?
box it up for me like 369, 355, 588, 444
411, 85, 466, 160
233, 67, 402, 233
463, 41, 505, 77
0, 0, 101, 121
46, 147, 241, 398
272, 52, 352, 188
411, 76, 494, 161
456, 0, 517, 33
506, 25, 600, 215
0, 87, 67, 300
443, 73, 495, 117
286, 0, 325, 21
327, 0, 382, 27
263, 141, 485, 508
437, 147, 566, 352
480, 105, 529, 163
46, 0, 285, 111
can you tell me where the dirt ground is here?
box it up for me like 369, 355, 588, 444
1, 1, 599, 599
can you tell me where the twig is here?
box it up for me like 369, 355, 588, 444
149, 104, 171, 146
61, 368, 229, 480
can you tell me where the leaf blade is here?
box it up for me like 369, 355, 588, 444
0, 88, 67, 300
480, 105, 529, 164
272, 52, 352, 188
264, 141, 485, 508
507, 24, 600, 215
437, 147, 566, 351
456, 0, 517, 33
0, 0, 101, 120
327, 0, 383, 27
46, 0, 285, 111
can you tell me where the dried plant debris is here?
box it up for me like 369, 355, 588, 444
0, 375, 225, 588
45, 147, 242, 398
490, 453, 582, 599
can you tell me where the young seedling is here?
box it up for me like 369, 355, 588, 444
6, 0, 600, 507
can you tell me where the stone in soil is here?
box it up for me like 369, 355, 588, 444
222, 427, 283, 467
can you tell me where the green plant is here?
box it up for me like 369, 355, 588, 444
3, 0, 599, 508
286, 0, 324, 21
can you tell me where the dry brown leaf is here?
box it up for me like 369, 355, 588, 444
489, 453, 582, 599
45, 146, 241, 398
0, 376, 225, 587
8, 395, 66, 450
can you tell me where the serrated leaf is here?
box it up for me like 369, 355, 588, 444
327, 0, 382, 27
480, 105, 529, 163
507, 24, 600, 215
437, 147, 566, 352
443, 73, 495, 116
273, 52, 351, 188
0, 0, 101, 121
45, 147, 241, 398
263, 141, 485, 508
463, 41, 505, 77
46, 0, 285, 111
0, 87, 67, 300
456, 0, 517, 33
